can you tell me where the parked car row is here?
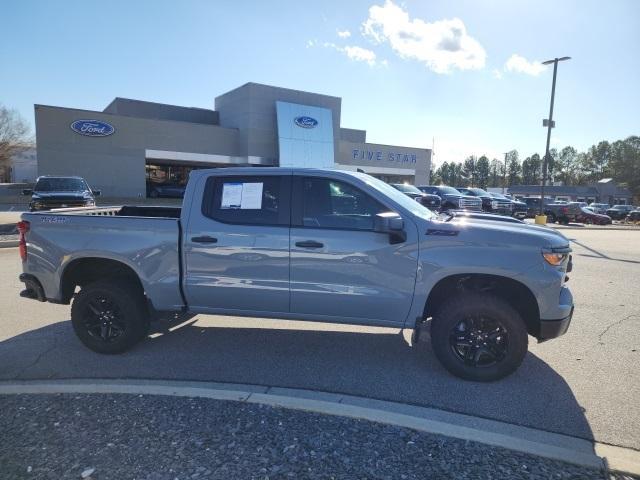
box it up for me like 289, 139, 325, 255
390, 185, 640, 227
390, 184, 531, 220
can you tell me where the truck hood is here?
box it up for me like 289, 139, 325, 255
425, 216, 569, 249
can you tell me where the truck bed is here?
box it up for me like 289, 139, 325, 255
20, 205, 184, 311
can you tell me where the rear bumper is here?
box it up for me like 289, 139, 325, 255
19, 273, 47, 302
538, 307, 573, 341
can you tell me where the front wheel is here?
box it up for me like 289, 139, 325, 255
71, 280, 150, 354
430, 293, 528, 381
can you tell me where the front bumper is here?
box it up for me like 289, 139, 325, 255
538, 307, 573, 341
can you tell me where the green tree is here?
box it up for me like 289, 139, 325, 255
434, 161, 448, 185
556, 146, 578, 185
522, 153, 542, 184
489, 158, 504, 188
463, 156, 476, 186
476, 155, 490, 189
507, 153, 522, 186
452, 162, 465, 187
609, 136, 640, 199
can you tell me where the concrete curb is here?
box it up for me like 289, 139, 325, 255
1, 379, 638, 475
0, 240, 18, 248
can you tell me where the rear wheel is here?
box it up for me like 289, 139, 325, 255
430, 293, 528, 381
546, 212, 557, 223
71, 280, 149, 354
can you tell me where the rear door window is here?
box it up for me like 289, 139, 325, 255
202, 175, 290, 226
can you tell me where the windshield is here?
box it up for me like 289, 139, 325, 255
488, 192, 508, 199
392, 183, 422, 194
438, 186, 462, 195
352, 173, 437, 220
468, 188, 488, 196
35, 177, 88, 192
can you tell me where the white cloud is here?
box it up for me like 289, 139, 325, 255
337, 29, 351, 38
361, 0, 486, 74
504, 54, 546, 76
492, 69, 503, 80
306, 39, 316, 48
342, 45, 377, 65
323, 42, 378, 66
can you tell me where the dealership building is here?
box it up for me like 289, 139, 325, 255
34, 82, 431, 198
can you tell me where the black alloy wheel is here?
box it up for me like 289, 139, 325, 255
83, 296, 126, 343
449, 316, 508, 367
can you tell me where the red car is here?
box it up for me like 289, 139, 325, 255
577, 207, 612, 225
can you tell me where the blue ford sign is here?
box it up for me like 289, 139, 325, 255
294, 116, 318, 129
70, 119, 115, 137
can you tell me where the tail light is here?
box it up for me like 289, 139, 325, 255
17, 220, 30, 262
561, 207, 568, 214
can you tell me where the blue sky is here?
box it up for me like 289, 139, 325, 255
1, 0, 638, 164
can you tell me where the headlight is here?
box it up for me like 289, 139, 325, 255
491, 200, 498, 209
542, 252, 567, 266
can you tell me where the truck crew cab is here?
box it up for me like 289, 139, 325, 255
17, 168, 574, 382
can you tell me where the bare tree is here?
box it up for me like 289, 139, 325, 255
0, 105, 33, 182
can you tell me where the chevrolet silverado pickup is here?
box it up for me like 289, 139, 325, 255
17, 168, 574, 382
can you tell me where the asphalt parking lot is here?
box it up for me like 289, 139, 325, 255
0, 228, 638, 454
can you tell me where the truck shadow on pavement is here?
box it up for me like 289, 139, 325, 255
0, 316, 594, 447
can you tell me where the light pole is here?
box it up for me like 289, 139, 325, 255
539, 56, 571, 215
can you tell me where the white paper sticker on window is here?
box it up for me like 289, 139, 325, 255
221, 182, 243, 209
240, 182, 263, 209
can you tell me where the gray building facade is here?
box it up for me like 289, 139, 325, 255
508, 178, 633, 205
35, 82, 431, 197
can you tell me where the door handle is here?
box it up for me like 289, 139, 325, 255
191, 235, 218, 243
295, 240, 324, 248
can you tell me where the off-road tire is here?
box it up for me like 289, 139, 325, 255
430, 293, 528, 382
71, 279, 150, 354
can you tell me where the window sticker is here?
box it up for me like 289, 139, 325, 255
220, 182, 264, 209
221, 182, 243, 209
240, 182, 263, 209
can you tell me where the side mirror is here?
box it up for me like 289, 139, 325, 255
22, 189, 33, 196
92, 189, 101, 196
374, 212, 406, 243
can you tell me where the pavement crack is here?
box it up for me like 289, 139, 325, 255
14, 339, 58, 380
597, 314, 639, 343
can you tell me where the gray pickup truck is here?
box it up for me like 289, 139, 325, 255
17, 168, 574, 381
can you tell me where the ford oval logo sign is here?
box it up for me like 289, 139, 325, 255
294, 116, 318, 129
70, 119, 115, 137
